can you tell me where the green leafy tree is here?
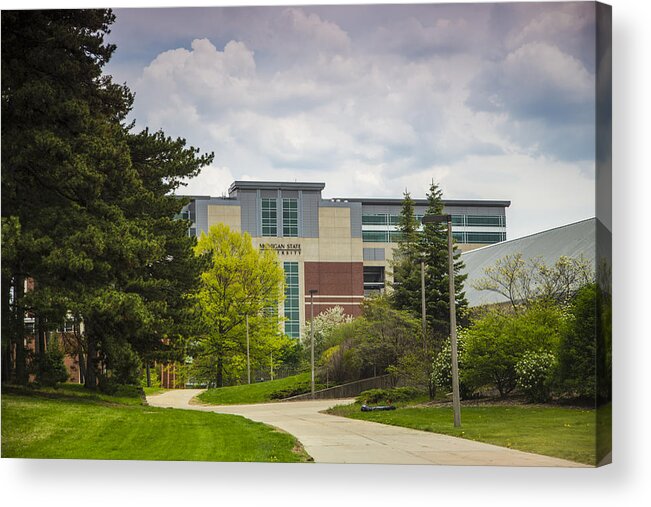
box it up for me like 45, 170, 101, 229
301, 305, 352, 359
557, 284, 598, 401
462, 303, 564, 398
193, 224, 286, 387
473, 253, 593, 312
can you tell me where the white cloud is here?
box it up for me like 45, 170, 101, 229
117, 5, 597, 240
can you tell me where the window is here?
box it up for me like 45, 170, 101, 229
466, 231, 506, 243
362, 231, 389, 242
465, 215, 505, 227
282, 198, 298, 237
363, 266, 385, 294
261, 198, 277, 236
362, 214, 388, 225
283, 262, 300, 338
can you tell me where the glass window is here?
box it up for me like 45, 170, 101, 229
451, 215, 465, 226
361, 214, 388, 225
465, 215, 505, 227
261, 198, 278, 237
283, 262, 300, 338
466, 231, 506, 243
282, 198, 298, 237
362, 231, 389, 242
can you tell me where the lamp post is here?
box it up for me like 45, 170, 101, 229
422, 214, 461, 427
246, 314, 250, 385
308, 288, 319, 398
421, 258, 427, 353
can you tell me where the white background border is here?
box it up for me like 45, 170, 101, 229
1, 0, 649, 504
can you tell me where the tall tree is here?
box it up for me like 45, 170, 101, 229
193, 224, 286, 387
1, 9, 133, 384
1, 10, 213, 388
418, 182, 468, 345
390, 191, 422, 313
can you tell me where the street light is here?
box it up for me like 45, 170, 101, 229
308, 288, 319, 399
421, 214, 461, 428
246, 314, 251, 384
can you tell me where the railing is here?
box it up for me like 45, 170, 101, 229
282, 374, 399, 401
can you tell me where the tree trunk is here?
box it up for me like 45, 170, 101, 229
217, 355, 223, 388
14, 274, 28, 385
146, 363, 151, 387
85, 333, 97, 389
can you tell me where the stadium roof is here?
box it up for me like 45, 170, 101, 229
461, 218, 597, 307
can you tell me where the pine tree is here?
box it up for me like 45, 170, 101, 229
390, 191, 422, 314
419, 182, 468, 346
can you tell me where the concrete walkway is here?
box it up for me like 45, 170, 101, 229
147, 389, 587, 467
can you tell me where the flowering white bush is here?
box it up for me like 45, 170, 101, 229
515, 351, 557, 402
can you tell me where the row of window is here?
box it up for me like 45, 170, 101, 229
361, 214, 505, 227
262, 198, 299, 237
283, 261, 300, 338
362, 230, 506, 244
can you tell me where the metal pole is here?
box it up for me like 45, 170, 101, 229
448, 218, 461, 427
246, 314, 251, 385
310, 291, 315, 399
421, 259, 427, 353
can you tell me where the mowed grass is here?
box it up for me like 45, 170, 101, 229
197, 373, 311, 405
327, 402, 602, 465
2, 384, 310, 462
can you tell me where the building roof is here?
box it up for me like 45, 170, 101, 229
344, 197, 511, 208
461, 218, 596, 307
228, 181, 326, 194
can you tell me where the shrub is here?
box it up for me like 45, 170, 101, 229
515, 351, 557, 402
461, 303, 564, 398
269, 381, 326, 399
356, 387, 422, 405
557, 284, 597, 401
431, 332, 474, 399
33, 339, 69, 387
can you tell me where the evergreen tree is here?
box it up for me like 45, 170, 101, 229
1, 10, 213, 388
419, 182, 468, 346
390, 191, 422, 313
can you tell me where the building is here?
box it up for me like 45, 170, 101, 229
179, 181, 510, 337
461, 217, 598, 307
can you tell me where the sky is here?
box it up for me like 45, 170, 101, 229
103, 2, 600, 240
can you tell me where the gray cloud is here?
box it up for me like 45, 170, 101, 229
106, 3, 598, 240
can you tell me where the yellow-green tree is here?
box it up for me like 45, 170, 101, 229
193, 224, 287, 386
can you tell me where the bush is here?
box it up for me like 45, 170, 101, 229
557, 284, 597, 400
269, 381, 326, 399
356, 387, 422, 405
33, 339, 69, 387
461, 304, 564, 398
515, 351, 557, 402
431, 332, 474, 399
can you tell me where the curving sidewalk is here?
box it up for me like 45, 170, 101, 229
147, 389, 588, 467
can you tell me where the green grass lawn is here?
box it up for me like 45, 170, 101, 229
2, 384, 310, 462
143, 386, 169, 397
327, 402, 601, 465
197, 372, 313, 405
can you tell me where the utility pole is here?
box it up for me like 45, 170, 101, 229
309, 288, 318, 398
422, 214, 461, 427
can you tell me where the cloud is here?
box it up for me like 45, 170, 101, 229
110, 5, 598, 240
